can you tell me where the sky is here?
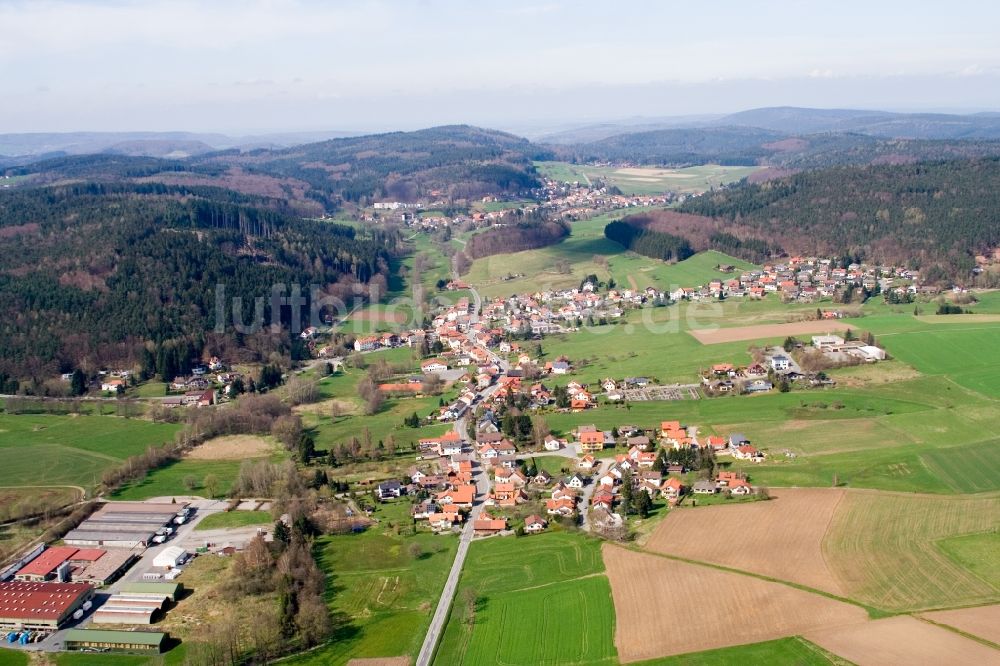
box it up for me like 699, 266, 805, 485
3, 0, 1000, 134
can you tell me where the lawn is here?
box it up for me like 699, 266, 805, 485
0, 414, 181, 490
280, 524, 459, 665
435, 532, 615, 666
634, 637, 844, 666
0, 650, 26, 666
534, 162, 760, 195
822, 491, 1000, 611
193, 510, 273, 531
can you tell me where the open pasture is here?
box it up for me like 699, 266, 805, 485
283, 529, 458, 665
602, 545, 868, 663
465, 212, 754, 299
805, 615, 998, 666
822, 491, 1000, 611
646, 488, 847, 595
0, 414, 180, 489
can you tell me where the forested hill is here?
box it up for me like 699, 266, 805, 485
676, 157, 1000, 280
0, 184, 398, 380
9, 125, 547, 214
554, 127, 1000, 169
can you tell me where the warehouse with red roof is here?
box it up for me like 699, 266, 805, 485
0, 581, 93, 630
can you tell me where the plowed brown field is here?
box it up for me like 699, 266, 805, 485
645, 488, 846, 595
805, 615, 999, 665
689, 320, 856, 344
602, 545, 868, 662
921, 604, 1000, 645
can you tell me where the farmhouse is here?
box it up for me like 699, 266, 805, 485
473, 518, 507, 536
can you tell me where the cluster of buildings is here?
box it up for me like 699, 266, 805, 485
670, 257, 922, 303
65, 502, 190, 550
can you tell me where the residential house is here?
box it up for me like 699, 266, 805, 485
376, 480, 404, 500
524, 515, 547, 534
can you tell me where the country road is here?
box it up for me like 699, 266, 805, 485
415, 282, 493, 666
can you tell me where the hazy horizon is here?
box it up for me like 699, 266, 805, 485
3, 0, 1000, 135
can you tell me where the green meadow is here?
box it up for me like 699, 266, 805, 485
465, 212, 758, 299
535, 161, 761, 195
435, 532, 616, 666
0, 414, 181, 490
282, 503, 459, 665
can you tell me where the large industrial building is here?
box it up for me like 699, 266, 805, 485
13, 546, 136, 585
64, 502, 188, 549
0, 581, 93, 630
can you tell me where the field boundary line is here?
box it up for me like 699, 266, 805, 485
616, 543, 890, 618
914, 615, 1000, 651
791, 635, 852, 665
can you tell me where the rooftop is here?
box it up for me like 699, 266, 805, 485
63, 629, 166, 646
0, 581, 92, 620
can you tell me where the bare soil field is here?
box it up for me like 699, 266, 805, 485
645, 488, 847, 594
921, 604, 1000, 645
805, 615, 999, 665
186, 435, 274, 460
603, 545, 868, 662
294, 397, 358, 416
689, 320, 857, 344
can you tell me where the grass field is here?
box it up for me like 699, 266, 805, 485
535, 162, 761, 195
281, 515, 459, 665
435, 532, 615, 666
193, 510, 273, 531
935, 531, 1000, 590
465, 212, 757, 299
822, 491, 1000, 611
0, 414, 181, 490
0, 650, 27, 666
111, 458, 253, 500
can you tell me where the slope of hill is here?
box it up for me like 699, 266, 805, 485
553, 127, 1000, 169
717, 106, 1000, 140
675, 157, 1000, 278
7, 125, 547, 213
209, 124, 546, 204
0, 183, 398, 379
